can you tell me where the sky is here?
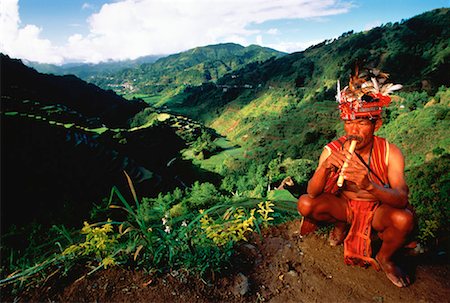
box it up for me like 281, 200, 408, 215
0, 0, 448, 64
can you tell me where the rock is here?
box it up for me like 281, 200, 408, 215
287, 270, 298, 278
232, 273, 249, 296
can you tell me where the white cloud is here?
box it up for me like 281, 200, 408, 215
256, 35, 263, 45
0, 0, 64, 63
265, 39, 325, 53
82, 3, 95, 10
267, 28, 279, 35
364, 20, 382, 31
1, 0, 352, 63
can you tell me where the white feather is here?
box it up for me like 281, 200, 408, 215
381, 83, 403, 95
387, 84, 403, 92
371, 77, 379, 93
336, 80, 341, 102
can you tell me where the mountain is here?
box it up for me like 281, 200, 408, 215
1, 8, 449, 297
88, 43, 286, 105
2, 54, 148, 128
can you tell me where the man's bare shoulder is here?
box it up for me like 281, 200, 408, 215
387, 141, 406, 170
388, 142, 405, 158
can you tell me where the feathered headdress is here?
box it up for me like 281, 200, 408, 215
336, 66, 402, 120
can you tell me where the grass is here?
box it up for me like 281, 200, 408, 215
183, 137, 246, 172
124, 86, 187, 108
267, 189, 298, 203
123, 93, 162, 105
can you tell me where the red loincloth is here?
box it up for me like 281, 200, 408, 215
343, 200, 380, 271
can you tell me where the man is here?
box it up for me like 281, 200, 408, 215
297, 67, 415, 288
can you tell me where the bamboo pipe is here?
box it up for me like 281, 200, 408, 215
337, 140, 357, 187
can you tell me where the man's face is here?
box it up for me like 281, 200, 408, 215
343, 118, 380, 150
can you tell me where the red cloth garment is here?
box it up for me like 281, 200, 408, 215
344, 200, 380, 270
323, 136, 389, 269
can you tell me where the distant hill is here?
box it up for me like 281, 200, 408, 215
87, 43, 285, 104
25, 54, 163, 81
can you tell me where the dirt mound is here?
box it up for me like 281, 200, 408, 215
9, 220, 450, 302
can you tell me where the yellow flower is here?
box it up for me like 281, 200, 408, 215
101, 256, 116, 268
257, 201, 275, 227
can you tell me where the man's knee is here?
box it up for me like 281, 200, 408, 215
297, 194, 315, 217
392, 210, 415, 234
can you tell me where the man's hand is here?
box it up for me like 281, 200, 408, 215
321, 149, 348, 171
339, 154, 373, 190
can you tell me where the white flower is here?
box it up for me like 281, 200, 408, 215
162, 218, 167, 225
181, 221, 187, 227
164, 226, 171, 234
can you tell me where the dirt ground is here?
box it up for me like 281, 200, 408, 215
6, 220, 450, 302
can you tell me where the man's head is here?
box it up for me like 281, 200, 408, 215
336, 67, 402, 122
343, 117, 382, 150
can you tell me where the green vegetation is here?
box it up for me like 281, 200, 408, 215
378, 87, 450, 168
184, 137, 246, 172
406, 155, 450, 244
1, 176, 297, 293
156, 9, 450, 248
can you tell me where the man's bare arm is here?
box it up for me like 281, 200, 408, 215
365, 143, 409, 208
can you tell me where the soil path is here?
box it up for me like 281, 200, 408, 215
16, 220, 450, 302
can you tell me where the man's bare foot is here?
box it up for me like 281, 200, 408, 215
300, 217, 317, 236
329, 223, 347, 246
375, 255, 410, 288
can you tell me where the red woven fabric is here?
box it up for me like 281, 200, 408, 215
344, 200, 380, 270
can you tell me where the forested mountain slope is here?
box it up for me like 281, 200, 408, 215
2, 55, 147, 128
89, 43, 285, 103
1, 8, 449, 301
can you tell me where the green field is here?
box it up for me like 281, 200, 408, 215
183, 137, 245, 172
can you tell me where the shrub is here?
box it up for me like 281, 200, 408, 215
406, 154, 450, 244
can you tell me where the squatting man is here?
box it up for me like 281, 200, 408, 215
297, 67, 415, 288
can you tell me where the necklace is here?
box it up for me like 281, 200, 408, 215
354, 140, 388, 187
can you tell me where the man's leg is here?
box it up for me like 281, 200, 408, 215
372, 205, 415, 287
297, 193, 348, 238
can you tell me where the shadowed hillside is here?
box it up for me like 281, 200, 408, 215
1, 55, 221, 234
1, 54, 150, 128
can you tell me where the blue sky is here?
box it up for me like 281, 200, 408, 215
1, 0, 448, 64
